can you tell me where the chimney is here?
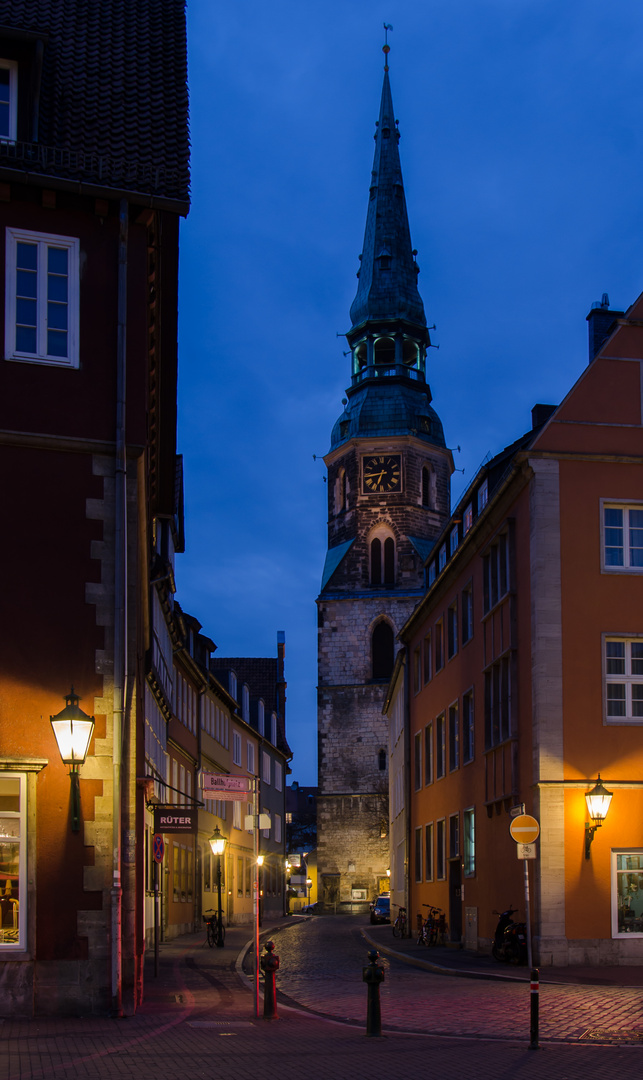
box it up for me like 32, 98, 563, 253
531, 403, 556, 429
586, 293, 624, 362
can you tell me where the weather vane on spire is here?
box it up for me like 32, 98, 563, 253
383, 22, 393, 70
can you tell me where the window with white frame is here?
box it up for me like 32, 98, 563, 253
605, 637, 643, 722
0, 61, 18, 141
450, 525, 458, 557
463, 503, 473, 535
424, 822, 433, 881
5, 229, 80, 367
274, 813, 282, 844
274, 761, 283, 792
478, 477, 488, 513
612, 851, 643, 936
262, 751, 271, 784
436, 819, 446, 879
247, 741, 255, 774
232, 730, 242, 766
462, 689, 475, 763
233, 800, 242, 829
414, 826, 423, 882
603, 504, 643, 571
463, 808, 475, 877
0, 773, 26, 949
262, 807, 270, 839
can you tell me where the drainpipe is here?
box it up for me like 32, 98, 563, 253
112, 198, 128, 1017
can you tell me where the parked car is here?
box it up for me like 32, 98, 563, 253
301, 901, 321, 915
370, 894, 390, 924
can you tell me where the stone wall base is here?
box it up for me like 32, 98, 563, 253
534, 936, 643, 967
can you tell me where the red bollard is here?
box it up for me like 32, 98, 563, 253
260, 940, 280, 1020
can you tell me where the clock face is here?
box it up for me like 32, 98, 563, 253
362, 454, 402, 494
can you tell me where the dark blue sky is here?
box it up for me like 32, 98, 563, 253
176, 1, 643, 785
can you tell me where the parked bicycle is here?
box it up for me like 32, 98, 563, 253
392, 904, 408, 938
203, 908, 225, 948
417, 904, 446, 946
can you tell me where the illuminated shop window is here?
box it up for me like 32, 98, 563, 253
0, 774, 25, 950
612, 851, 643, 937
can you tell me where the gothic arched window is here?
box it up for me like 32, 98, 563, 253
370, 531, 395, 585
372, 621, 394, 680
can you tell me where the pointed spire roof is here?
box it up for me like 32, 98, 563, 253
349, 67, 426, 331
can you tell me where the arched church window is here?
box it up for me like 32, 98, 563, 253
370, 532, 395, 585
372, 621, 394, 680
334, 467, 348, 514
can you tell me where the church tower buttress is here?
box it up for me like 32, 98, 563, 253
316, 48, 452, 907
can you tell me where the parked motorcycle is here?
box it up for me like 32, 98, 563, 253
491, 906, 528, 964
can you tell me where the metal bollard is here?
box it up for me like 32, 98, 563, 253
260, 940, 280, 1020
529, 967, 539, 1050
362, 949, 385, 1037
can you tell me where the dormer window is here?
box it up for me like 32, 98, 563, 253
376, 247, 391, 271
0, 61, 17, 142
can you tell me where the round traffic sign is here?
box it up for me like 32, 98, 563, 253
509, 814, 539, 844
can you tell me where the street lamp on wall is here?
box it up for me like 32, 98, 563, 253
208, 825, 227, 947
50, 687, 95, 833
585, 775, 613, 859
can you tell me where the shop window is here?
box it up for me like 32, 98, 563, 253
0, 774, 25, 949
613, 851, 643, 936
602, 504, 643, 571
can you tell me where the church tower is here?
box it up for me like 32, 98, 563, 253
316, 46, 453, 907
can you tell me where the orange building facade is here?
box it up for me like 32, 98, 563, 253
392, 294, 643, 966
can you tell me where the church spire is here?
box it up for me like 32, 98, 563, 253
349, 46, 427, 333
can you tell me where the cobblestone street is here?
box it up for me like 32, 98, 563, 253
1, 916, 643, 1080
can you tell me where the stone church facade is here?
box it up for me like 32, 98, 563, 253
316, 53, 453, 906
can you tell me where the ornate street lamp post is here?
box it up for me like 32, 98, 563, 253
208, 826, 227, 946
585, 775, 613, 859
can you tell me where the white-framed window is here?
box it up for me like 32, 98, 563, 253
478, 477, 488, 513
0, 773, 26, 950
424, 822, 433, 882
232, 730, 242, 767
262, 751, 271, 784
247, 741, 255, 774
602, 503, 643, 572
233, 800, 242, 829
262, 806, 270, 839
462, 688, 475, 763
5, 228, 80, 367
414, 826, 423, 882
604, 637, 643, 723
274, 761, 283, 792
612, 850, 643, 937
463, 808, 475, 877
463, 503, 473, 535
274, 813, 282, 844
436, 818, 446, 880
450, 525, 458, 557
0, 61, 18, 141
